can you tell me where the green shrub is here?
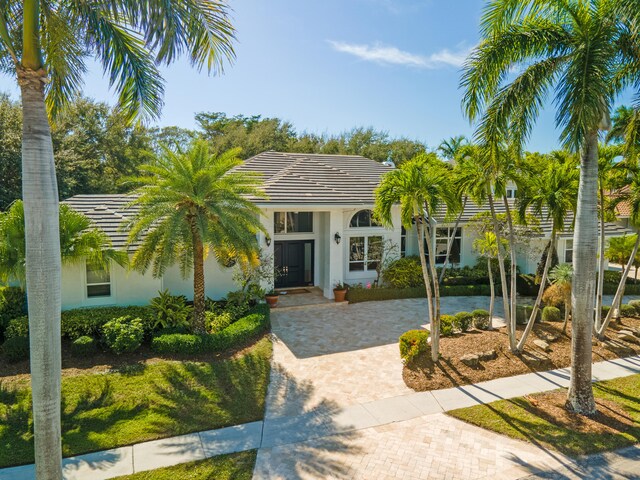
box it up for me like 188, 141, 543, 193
515, 305, 540, 325
441, 285, 491, 296
382, 256, 423, 288
2, 336, 29, 363
60, 306, 154, 339
71, 336, 97, 357
102, 316, 144, 354
5, 316, 29, 339
151, 290, 193, 330
440, 315, 455, 337
151, 305, 270, 355
346, 284, 492, 303
516, 274, 537, 296
0, 287, 25, 334
620, 304, 637, 318
205, 311, 233, 334
541, 306, 562, 322
602, 305, 611, 318
629, 300, 640, 315
453, 312, 473, 332
399, 330, 429, 363
472, 309, 491, 330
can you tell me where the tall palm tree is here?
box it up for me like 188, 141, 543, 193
455, 143, 517, 351
515, 153, 578, 350
462, 0, 639, 415
598, 174, 640, 338
548, 263, 573, 334
0, 200, 127, 286
437, 135, 468, 160
473, 231, 503, 329
375, 154, 458, 362
0, 2, 235, 476
125, 141, 265, 332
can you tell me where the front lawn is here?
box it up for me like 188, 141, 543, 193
0, 337, 271, 468
447, 374, 640, 456
112, 451, 256, 480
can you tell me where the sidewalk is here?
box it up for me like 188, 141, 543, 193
2, 355, 639, 480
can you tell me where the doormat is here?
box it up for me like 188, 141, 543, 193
278, 288, 311, 295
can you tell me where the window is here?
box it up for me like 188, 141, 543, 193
349, 210, 381, 228
274, 212, 313, 234
401, 226, 407, 257
349, 235, 383, 271
506, 188, 517, 198
425, 227, 462, 265
86, 262, 111, 297
565, 239, 573, 263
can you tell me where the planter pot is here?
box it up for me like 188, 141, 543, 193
265, 295, 279, 307
333, 288, 347, 302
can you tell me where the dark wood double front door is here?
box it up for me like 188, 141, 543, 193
274, 240, 314, 288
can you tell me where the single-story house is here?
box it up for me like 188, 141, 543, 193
61, 151, 634, 310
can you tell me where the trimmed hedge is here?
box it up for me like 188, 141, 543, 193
542, 306, 562, 322
515, 305, 540, 325
5, 316, 28, 339
382, 256, 423, 288
472, 309, 491, 330
440, 314, 455, 337
2, 336, 29, 363
71, 336, 97, 357
453, 312, 473, 332
620, 304, 637, 318
0, 287, 25, 335
151, 305, 270, 355
399, 330, 429, 363
346, 284, 492, 303
61, 306, 154, 339
629, 300, 640, 315
102, 316, 145, 354
602, 284, 640, 295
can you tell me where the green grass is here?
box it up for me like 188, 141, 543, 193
112, 451, 256, 480
0, 337, 271, 468
448, 374, 640, 456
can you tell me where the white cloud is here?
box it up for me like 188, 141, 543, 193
328, 41, 470, 69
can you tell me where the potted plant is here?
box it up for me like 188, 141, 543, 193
265, 290, 279, 307
333, 281, 348, 302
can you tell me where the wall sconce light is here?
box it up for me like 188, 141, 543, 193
265, 234, 272, 247
334, 232, 341, 245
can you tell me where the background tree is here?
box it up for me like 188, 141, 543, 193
0, 94, 22, 210
125, 142, 265, 333
462, 0, 639, 415
546, 263, 573, 333
0, 2, 236, 477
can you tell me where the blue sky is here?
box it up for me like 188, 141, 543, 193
0, 0, 634, 152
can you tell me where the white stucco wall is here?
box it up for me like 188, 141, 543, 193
61, 260, 162, 310
162, 255, 236, 301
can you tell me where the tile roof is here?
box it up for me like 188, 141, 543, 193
233, 151, 394, 205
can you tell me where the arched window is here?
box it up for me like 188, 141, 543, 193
350, 210, 381, 228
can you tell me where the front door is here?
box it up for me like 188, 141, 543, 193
274, 240, 314, 288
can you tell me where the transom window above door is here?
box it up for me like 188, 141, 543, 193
350, 209, 381, 228
274, 212, 313, 234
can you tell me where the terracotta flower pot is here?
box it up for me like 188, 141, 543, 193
333, 288, 347, 302
265, 294, 279, 307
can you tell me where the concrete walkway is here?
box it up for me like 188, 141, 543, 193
2, 354, 639, 480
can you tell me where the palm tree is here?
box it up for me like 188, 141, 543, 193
473, 231, 502, 329
515, 153, 578, 350
598, 174, 640, 338
548, 263, 573, 334
375, 154, 458, 362
437, 135, 468, 160
125, 141, 265, 332
0, 2, 235, 476
0, 200, 127, 286
461, 0, 639, 415
455, 143, 517, 351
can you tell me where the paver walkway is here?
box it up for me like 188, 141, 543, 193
3, 298, 640, 480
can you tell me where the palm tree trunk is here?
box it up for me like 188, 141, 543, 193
424, 214, 441, 361
597, 232, 640, 339
595, 186, 606, 332
567, 131, 598, 416
488, 257, 495, 330
502, 196, 518, 344
439, 196, 467, 283
188, 216, 206, 333
488, 192, 515, 351
416, 217, 437, 362
19, 65, 63, 479
516, 228, 556, 351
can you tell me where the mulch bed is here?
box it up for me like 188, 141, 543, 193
404, 317, 640, 391
522, 390, 638, 436
0, 334, 270, 384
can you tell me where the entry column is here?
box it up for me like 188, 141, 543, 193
324, 210, 345, 298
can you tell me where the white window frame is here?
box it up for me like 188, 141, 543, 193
564, 239, 573, 263
349, 210, 382, 228
348, 235, 384, 272
506, 188, 517, 199
274, 211, 314, 234
427, 226, 462, 265
85, 261, 112, 299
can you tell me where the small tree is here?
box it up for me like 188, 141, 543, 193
547, 264, 573, 333
473, 231, 505, 329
